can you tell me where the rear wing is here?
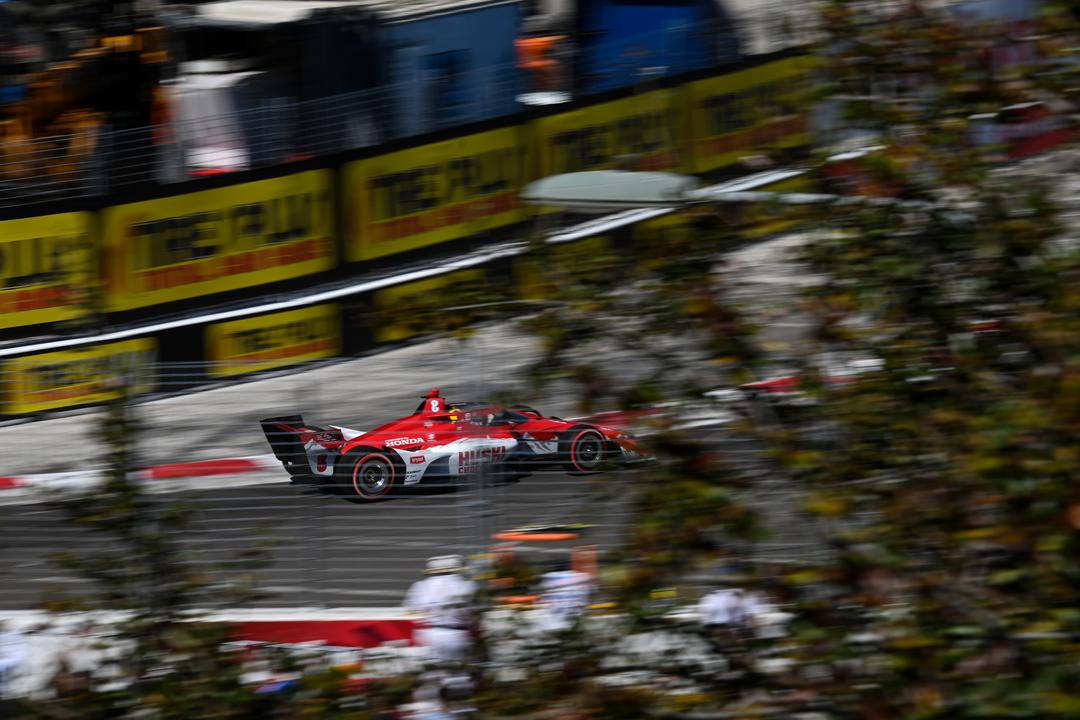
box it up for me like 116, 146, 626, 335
260, 415, 313, 475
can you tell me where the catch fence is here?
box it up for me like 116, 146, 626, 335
0, 341, 829, 612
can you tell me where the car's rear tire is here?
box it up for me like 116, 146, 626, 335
336, 447, 402, 502
560, 426, 608, 474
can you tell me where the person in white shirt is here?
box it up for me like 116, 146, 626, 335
0, 622, 28, 698
698, 586, 775, 649
536, 560, 595, 633
404, 555, 478, 665
698, 588, 746, 628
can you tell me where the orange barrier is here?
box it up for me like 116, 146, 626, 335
492, 531, 579, 542
494, 595, 541, 605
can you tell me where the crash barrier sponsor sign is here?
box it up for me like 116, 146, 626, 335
631, 172, 814, 256
1, 338, 156, 414
0, 212, 95, 330
205, 304, 341, 378
732, 174, 815, 238
532, 88, 682, 177
372, 268, 487, 343
101, 170, 335, 311
685, 55, 816, 174
514, 234, 613, 300
344, 127, 528, 261
633, 209, 696, 261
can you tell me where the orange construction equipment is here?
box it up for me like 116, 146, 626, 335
516, 35, 564, 92
150, 86, 175, 145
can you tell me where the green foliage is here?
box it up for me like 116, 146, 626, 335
762, 3, 1080, 717
26, 382, 384, 718
488, 208, 769, 717
496, 4, 1080, 717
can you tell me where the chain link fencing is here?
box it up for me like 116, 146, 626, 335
0, 8, 817, 210
0, 328, 830, 612
0, 333, 638, 611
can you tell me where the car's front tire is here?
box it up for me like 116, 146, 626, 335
336, 447, 403, 502
560, 426, 609, 474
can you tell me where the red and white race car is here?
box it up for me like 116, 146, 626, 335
261, 389, 644, 501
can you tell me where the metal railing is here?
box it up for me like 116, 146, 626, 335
0, 63, 519, 209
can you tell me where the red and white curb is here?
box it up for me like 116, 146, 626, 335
0, 454, 283, 493
0, 608, 416, 649
0, 608, 420, 696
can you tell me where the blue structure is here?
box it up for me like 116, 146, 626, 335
379, 0, 522, 136
172, 0, 751, 165
177, 0, 522, 150
571, 0, 741, 94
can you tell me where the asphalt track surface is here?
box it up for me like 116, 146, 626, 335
1, 470, 641, 610
0, 231, 819, 610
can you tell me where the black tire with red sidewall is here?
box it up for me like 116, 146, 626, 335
559, 426, 609, 474
336, 447, 404, 502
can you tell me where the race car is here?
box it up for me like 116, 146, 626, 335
260, 389, 644, 501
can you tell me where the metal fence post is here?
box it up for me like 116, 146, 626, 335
154, 125, 186, 184
88, 125, 112, 196
263, 97, 291, 166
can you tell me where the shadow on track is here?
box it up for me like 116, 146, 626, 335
285, 472, 524, 504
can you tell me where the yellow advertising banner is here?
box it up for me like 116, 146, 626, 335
532, 88, 683, 177
2, 338, 157, 415
344, 127, 528, 262
739, 174, 814, 238
101, 170, 335, 312
686, 55, 816, 174
633, 173, 814, 250
205, 304, 341, 378
514, 235, 613, 300
0, 212, 95, 329
632, 209, 696, 266
373, 269, 485, 343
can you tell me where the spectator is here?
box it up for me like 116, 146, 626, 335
0, 621, 28, 698
701, 585, 777, 624
698, 585, 780, 687
536, 559, 595, 633
404, 555, 478, 665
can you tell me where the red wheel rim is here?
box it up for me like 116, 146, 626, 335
570, 430, 604, 472
351, 453, 395, 498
